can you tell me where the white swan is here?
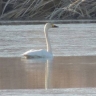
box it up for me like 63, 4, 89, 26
22, 23, 58, 58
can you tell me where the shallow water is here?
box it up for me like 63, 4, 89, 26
0, 23, 96, 57
0, 56, 96, 89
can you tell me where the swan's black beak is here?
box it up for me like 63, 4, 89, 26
52, 24, 58, 28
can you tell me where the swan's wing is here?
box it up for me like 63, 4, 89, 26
22, 49, 41, 55
22, 49, 53, 58
22, 49, 50, 58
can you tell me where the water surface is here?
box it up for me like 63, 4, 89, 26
0, 56, 96, 89
0, 23, 96, 57
0, 23, 96, 91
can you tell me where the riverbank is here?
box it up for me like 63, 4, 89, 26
0, 20, 96, 25
0, 0, 96, 20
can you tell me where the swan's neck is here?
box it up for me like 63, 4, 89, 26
44, 27, 52, 54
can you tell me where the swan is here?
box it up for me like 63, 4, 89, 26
22, 23, 58, 58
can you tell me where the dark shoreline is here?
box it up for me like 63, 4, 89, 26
0, 20, 96, 25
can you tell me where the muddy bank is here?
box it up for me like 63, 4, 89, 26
0, 20, 96, 25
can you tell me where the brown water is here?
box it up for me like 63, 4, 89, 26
0, 56, 96, 89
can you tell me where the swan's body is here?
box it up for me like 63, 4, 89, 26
22, 23, 58, 58
23, 49, 52, 58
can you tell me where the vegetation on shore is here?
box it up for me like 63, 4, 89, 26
0, 0, 96, 20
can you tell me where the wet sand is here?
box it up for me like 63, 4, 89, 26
0, 56, 96, 89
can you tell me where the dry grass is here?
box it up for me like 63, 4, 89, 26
0, 0, 96, 20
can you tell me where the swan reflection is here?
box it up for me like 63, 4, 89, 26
21, 57, 53, 64
21, 57, 53, 89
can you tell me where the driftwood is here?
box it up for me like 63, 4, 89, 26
0, 0, 96, 20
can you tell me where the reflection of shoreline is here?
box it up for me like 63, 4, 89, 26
0, 20, 96, 25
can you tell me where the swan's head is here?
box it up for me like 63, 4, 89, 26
44, 23, 58, 30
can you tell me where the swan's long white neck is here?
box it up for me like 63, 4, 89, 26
44, 25, 52, 54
